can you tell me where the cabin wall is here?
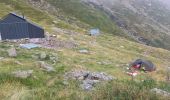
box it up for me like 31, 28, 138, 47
0, 23, 29, 40
28, 23, 44, 38
0, 13, 44, 40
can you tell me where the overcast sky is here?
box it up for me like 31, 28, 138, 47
160, 0, 170, 6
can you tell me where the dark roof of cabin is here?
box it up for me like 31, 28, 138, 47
0, 13, 43, 29
0, 12, 26, 23
9, 12, 26, 21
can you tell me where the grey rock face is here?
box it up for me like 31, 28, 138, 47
12, 70, 33, 78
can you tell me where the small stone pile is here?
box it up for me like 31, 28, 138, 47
64, 70, 115, 91
29, 36, 77, 49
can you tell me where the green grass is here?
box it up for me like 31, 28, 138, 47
1, 0, 170, 99
47, 0, 124, 36
1, 31, 170, 99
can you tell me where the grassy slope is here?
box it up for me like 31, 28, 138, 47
111, 0, 170, 50
45, 0, 170, 50
47, 0, 124, 36
0, 0, 170, 99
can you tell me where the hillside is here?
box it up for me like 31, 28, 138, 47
0, 0, 170, 99
38, 0, 170, 50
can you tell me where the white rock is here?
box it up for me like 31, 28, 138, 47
0, 57, 4, 60
79, 49, 89, 54
12, 70, 33, 78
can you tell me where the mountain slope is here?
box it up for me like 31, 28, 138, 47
0, 0, 170, 99
36, 0, 170, 50
82, 0, 170, 49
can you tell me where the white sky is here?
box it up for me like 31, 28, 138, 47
161, 0, 170, 5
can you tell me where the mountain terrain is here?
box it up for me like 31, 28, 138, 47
0, 0, 170, 99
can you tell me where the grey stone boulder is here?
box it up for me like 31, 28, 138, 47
7, 48, 17, 57
38, 61, 55, 72
151, 88, 170, 97
12, 70, 33, 78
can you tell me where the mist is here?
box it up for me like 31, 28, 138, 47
160, 0, 170, 6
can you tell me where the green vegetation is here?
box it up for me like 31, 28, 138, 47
47, 0, 123, 36
0, 0, 170, 99
1, 32, 170, 99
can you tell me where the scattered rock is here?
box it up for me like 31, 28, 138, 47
31, 55, 39, 60
7, 48, 17, 57
14, 61, 23, 65
151, 88, 170, 97
40, 52, 47, 59
120, 46, 124, 48
81, 80, 94, 91
64, 70, 115, 91
63, 80, 69, 85
88, 72, 114, 81
97, 61, 112, 65
0, 57, 4, 60
38, 61, 55, 72
81, 79, 100, 91
12, 70, 33, 78
65, 70, 89, 80
79, 49, 89, 54
30, 36, 77, 49
32, 52, 59, 63
49, 54, 59, 63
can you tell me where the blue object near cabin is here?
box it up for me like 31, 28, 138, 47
90, 29, 100, 36
0, 13, 44, 40
20, 43, 40, 49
